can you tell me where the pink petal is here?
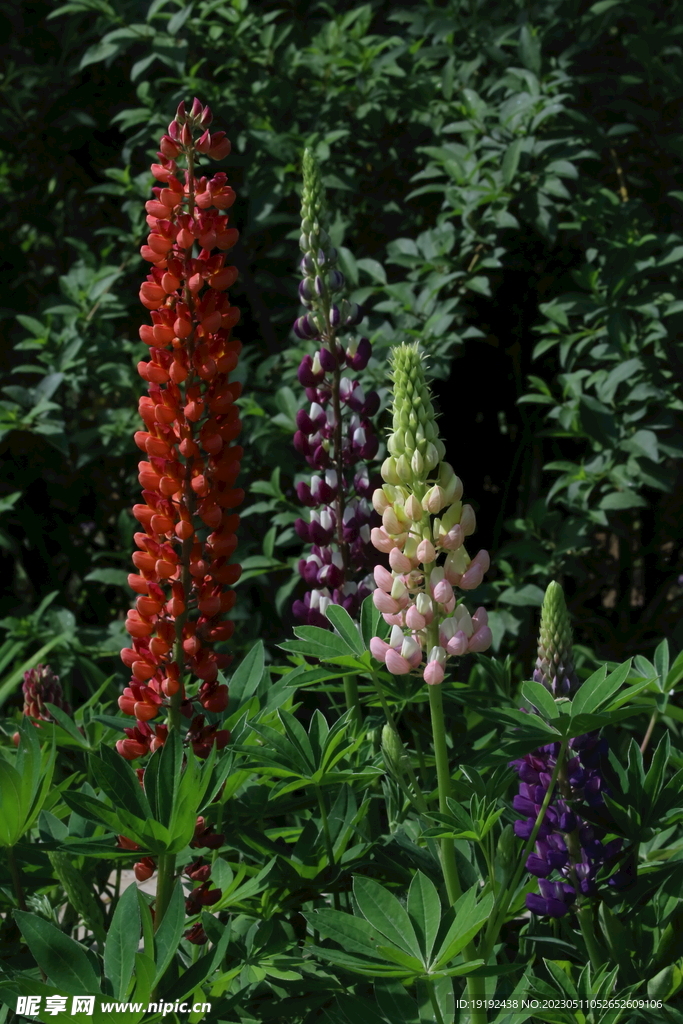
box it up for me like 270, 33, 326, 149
385, 649, 412, 675
405, 605, 426, 631
369, 638, 390, 663
468, 626, 493, 653
424, 661, 445, 685
373, 590, 400, 614
373, 564, 394, 593
389, 547, 413, 573
446, 631, 468, 656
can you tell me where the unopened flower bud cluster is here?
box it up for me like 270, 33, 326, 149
369, 343, 492, 684
292, 149, 382, 625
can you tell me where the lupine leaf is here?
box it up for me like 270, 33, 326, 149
353, 876, 422, 961
15, 912, 101, 994
104, 883, 139, 1001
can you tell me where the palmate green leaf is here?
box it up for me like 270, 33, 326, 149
227, 639, 265, 712
91, 744, 152, 822
307, 945, 412, 977
521, 680, 559, 720
326, 604, 365, 656
155, 728, 184, 830
280, 624, 357, 660
407, 872, 441, 963
103, 882, 139, 1002
360, 592, 388, 649
308, 707, 330, 763
374, 979, 418, 1023
431, 886, 494, 970
304, 907, 385, 956
376, 945, 424, 972
278, 709, 316, 772
571, 659, 632, 716
43, 702, 91, 748
241, 720, 311, 775
0, 760, 22, 846
15, 912, 101, 994
353, 876, 422, 962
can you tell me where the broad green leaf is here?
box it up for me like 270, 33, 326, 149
407, 872, 441, 964
44, 703, 90, 747
153, 880, 185, 986
91, 745, 152, 822
432, 887, 493, 970
353, 876, 422, 961
326, 604, 365, 656
104, 883, 140, 1002
502, 138, 523, 185
228, 640, 265, 711
571, 659, 631, 716
15, 912, 101, 994
360, 592, 387, 650
304, 908, 384, 956
521, 680, 559, 720
0, 760, 23, 846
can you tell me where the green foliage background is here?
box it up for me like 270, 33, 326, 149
1, 0, 682, 707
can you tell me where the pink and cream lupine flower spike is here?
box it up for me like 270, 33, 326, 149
369, 343, 492, 684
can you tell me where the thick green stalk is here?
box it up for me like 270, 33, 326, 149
426, 627, 487, 1024
427, 980, 446, 1024
7, 845, 26, 911
315, 783, 340, 910
342, 674, 362, 731
369, 669, 429, 813
154, 852, 177, 933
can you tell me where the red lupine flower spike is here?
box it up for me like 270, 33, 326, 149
120, 101, 242, 757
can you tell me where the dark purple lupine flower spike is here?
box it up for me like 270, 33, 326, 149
22, 664, 72, 721
510, 582, 624, 918
291, 148, 383, 626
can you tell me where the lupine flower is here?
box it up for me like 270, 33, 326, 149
368, 342, 492, 684
292, 148, 382, 624
511, 581, 623, 917
20, 664, 71, 721
117, 99, 243, 756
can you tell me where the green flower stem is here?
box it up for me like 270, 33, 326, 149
480, 739, 568, 962
427, 980, 446, 1024
426, 680, 462, 905
7, 845, 26, 911
425, 622, 487, 1024
369, 669, 428, 813
558, 762, 605, 972
315, 783, 340, 910
342, 674, 362, 731
154, 853, 177, 934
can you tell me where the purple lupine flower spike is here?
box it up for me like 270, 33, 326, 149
510, 582, 624, 918
292, 148, 383, 625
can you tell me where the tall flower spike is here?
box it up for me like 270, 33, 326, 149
118, 100, 242, 758
292, 148, 382, 626
533, 580, 579, 697
369, 342, 492, 684
510, 581, 626, 918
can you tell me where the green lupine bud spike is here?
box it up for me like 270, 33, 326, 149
386, 343, 443, 483
300, 148, 331, 266
381, 724, 410, 774
534, 581, 578, 697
